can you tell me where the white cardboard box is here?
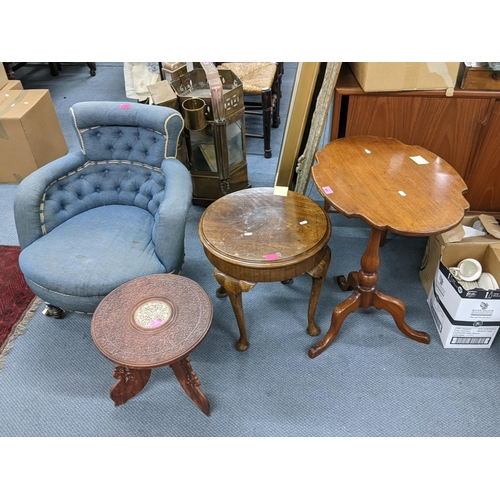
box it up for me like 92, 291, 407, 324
427, 242, 500, 348
432, 257, 500, 322
420, 214, 500, 296
428, 283, 499, 348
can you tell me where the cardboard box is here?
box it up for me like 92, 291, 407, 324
348, 62, 460, 96
2, 80, 23, 91
428, 283, 499, 348
433, 245, 500, 321
426, 240, 500, 348
0, 63, 8, 90
420, 214, 500, 296
146, 80, 179, 110
0, 89, 68, 183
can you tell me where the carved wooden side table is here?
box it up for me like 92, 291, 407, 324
198, 187, 331, 351
309, 136, 469, 359
91, 274, 212, 416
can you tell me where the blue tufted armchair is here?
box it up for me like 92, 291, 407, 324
14, 101, 192, 317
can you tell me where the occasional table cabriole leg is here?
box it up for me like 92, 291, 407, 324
110, 365, 151, 406
214, 269, 256, 351
170, 356, 210, 416
306, 245, 331, 336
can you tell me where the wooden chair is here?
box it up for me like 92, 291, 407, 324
218, 62, 283, 158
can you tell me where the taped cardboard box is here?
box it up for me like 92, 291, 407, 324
0, 63, 8, 90
2, 80, 23, 91
348, 62, 460, 96
0, 89, 67, 183
420, 214, 500, 296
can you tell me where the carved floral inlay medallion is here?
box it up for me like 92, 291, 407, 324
133, 300, 172, 330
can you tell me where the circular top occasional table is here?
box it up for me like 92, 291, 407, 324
91, 273, 213, 416
308, 136, 469, 358
198, 186, 331, 351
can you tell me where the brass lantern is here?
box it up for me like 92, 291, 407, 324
171, 62, 249, 205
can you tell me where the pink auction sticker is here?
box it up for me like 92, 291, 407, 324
120, 104, 130, 109
265, 253, 280, 260
322, 186, 333, 194
149, 318, 163, 328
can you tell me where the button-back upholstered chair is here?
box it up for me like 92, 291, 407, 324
14, 101, 192, 318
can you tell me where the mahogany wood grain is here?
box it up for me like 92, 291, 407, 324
199, 187, 331, 351
465, 101, 500, 212
346, 95, 490, 181
308, 136, 469, 358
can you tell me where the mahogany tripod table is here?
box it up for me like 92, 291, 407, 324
308, 136, 469, 359
91, 274, 212, 416
198, 187, 331, 351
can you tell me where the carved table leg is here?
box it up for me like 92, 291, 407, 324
170, 356, 210, 416
308, 292, 361, 358
372, 290, 430, 344
308, 227, 429, 358
338, 271, 359, 292
110, 365, 151, 406
306, 245, 331, 336
214, 268, 256, 351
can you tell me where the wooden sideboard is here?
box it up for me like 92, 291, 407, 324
331, 64, 500, 213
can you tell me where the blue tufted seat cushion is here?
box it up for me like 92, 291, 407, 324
19, 205, 167, 313
40, 160, 166, 234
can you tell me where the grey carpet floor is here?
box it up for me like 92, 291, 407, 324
1, 63, 500, 440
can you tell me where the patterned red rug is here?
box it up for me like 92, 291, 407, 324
0, 245, 41, 362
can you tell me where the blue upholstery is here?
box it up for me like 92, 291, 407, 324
14, 101, 192, 314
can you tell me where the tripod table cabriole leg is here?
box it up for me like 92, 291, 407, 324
110, 365, 151, 406
308, 227, 429, 359
372, 290, 430, 344
214, 268, 256, 352
170, 356, 210, 417
306, 245, 331, 336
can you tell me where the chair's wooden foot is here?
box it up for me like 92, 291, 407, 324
42, 303, 64, 319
